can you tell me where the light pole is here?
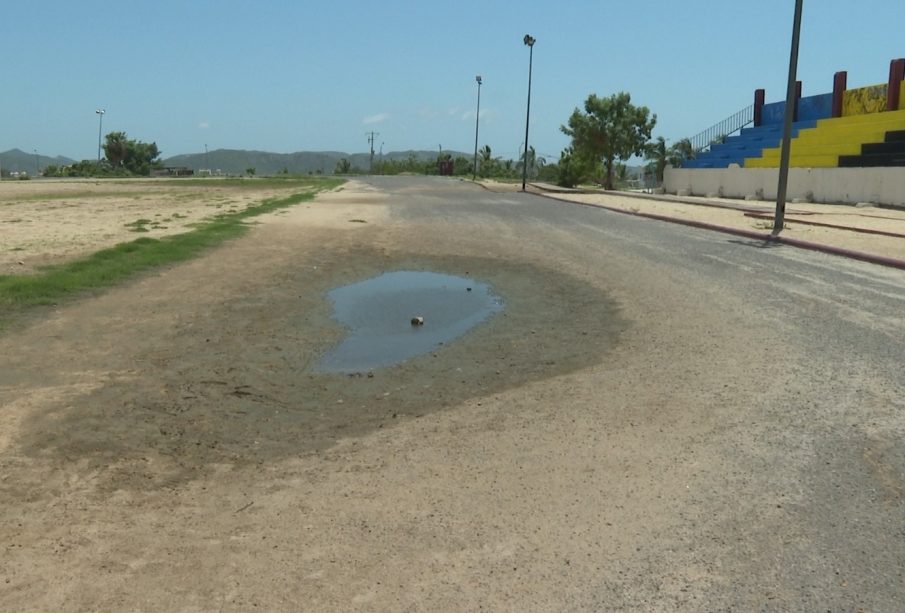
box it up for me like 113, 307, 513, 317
773, 0, 803, 236
521, 34, 536, 191
95, 109, 105, 164
34, 149, 39, 177
473, 75, 482, 180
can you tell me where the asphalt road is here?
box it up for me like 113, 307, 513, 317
363, 176, 905, 609
2, 175, 903, 611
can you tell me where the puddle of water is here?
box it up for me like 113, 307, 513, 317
314, 271, 503, 373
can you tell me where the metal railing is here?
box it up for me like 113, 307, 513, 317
690, 104, 755, 152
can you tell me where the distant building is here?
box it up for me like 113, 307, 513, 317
151, 167, 194, 177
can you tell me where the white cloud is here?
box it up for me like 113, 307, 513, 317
198, 121, 210, 129
461, 109, 492, 121
363, 113, 390, 125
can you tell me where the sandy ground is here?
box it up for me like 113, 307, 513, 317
0, 178, 311, 275
1, 178, 903, 610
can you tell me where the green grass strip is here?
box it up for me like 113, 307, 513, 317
0, 178, 343, 311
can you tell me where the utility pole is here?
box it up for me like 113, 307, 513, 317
95, 109, 105, 164
773, 0, 804, 236
522, 34, 536, 191
473, 75, 482, 180
366, 131, 379, 174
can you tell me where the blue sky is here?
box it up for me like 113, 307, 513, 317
3, 0, 903, 161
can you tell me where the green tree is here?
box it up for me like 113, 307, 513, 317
334, 158, 351, 174
668, 138, 695, 168
518, 146, 545, 181
103, 132, 129, 169
555, 147, 587, 188
561, 92, 656, 190
645, 136, 669, 184
646, 136, 696, 183
103, 132, 162, 175
128, 141, 161, 175
453, 156, 471, 176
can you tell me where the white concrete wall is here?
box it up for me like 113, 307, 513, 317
664, 165, 905, 206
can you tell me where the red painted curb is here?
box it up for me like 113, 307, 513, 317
535, 192, 905, 272
744, 212, 905, 240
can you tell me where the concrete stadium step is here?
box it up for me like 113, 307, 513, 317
745, 154, 841, 168
862, 141, 905, 154
839, 152, 905, 167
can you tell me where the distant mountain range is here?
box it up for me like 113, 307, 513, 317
162, 149, 471, 175
0, 148, 471, 176
0, 149, 75, 175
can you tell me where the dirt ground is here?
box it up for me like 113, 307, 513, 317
1, 178, 902, 610
0, 178, 309, 275
1, 179, 633, 610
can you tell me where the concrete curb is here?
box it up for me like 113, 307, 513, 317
535, 192, 905, 272
743, 212, 905, 240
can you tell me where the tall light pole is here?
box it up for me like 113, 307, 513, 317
95, 109, 105, 164
773, 0, 803, 236
473, 75, 482, 181
521, 34, 536, 191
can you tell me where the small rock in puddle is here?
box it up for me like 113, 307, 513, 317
314, 271, 503, 373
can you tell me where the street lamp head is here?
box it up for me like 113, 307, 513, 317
523, 34, 535, 47
95, 109, 105, 115
476, 75, 482, 85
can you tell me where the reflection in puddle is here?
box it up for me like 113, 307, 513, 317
314, 271, 503, 373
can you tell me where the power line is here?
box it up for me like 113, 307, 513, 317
366, 131, 380, 174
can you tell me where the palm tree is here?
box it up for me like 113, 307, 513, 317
668, 138, 695, 168
645, 136, 668, 184
519, 146, 546, 180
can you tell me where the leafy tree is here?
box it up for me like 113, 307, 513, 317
102, 132, 162, 175
104, 132, 129, 169
334, 158, 351, 174
645, 136, 669, 184
555, 147, 587, 188
246, 167, 256, 176
646, 136, 696, 182
668, 138, 695, 167
517, 146, 545, 181
537, 161, 559, 183
453, 156, 472, 176
561, 92, 656, 190
479, 145, 492, 163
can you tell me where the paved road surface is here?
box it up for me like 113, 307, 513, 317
2, 176, 903, 611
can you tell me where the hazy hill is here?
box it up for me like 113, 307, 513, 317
0, 149, 74, 176
162, 149, 471, 175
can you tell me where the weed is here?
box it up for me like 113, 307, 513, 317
125, 219, 152, 233
0, 180, 343, 312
